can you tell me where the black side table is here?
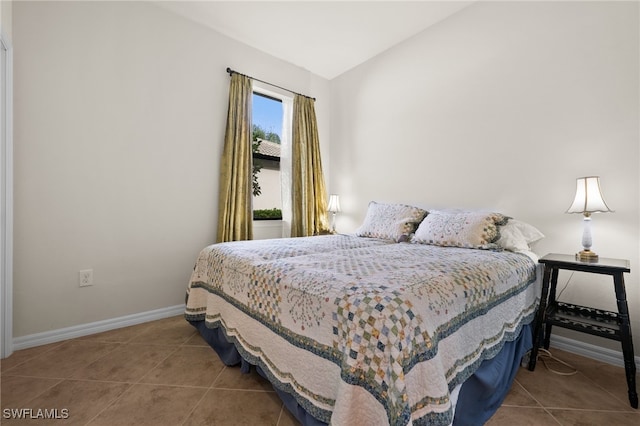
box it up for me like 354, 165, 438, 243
528, 253, 637, 409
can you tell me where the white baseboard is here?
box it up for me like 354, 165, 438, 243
549, 334, 640, 369
12, 304, 186, 351
10, 307, 640, 371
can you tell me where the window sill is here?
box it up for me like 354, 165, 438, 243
253, 220, 283, 240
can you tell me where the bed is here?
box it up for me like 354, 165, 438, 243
185, 204, 543, 425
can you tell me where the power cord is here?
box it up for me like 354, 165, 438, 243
536, 348, 578, 376
555, 271, 574, 301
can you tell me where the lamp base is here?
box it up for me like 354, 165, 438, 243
576, 250, 599, 262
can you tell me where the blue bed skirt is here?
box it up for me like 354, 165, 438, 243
188, 319, 532, 426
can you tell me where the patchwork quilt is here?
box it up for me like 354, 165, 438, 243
185, 235, 539, 425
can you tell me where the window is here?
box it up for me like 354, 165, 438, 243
252, 91, 283, 220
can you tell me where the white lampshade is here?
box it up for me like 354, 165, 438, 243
566, 176, 612, 214
327, 194, 341, 213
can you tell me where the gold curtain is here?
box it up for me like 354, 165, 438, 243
291, 95, 329, 237
216, 73, 253, 242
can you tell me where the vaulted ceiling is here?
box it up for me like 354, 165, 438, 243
155, 1, 473, 79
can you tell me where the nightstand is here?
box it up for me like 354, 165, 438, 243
528, 253, 637, 408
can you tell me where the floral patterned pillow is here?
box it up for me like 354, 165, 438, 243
412, 211, 509, 249
355, 202, 427, 242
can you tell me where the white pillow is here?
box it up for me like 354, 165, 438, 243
496, 219, 544, 252
511, 219, 545, 244
355, 201, 427, 242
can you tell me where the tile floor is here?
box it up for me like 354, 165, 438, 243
1, 315, 638, 425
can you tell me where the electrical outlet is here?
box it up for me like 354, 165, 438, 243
79, 269, 93, 287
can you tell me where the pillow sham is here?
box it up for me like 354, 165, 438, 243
355, 201, 427, 242
412, 211, 509, 249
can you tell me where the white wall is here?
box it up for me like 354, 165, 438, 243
1, 0, 12, 40
330, 1, 639, 355
13, 0, 640, 359
13, 1, 330, 337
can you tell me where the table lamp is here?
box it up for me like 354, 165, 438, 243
566, 176, 612, 261
327, 194, 341, 234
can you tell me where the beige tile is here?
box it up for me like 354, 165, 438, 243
153, 315, 187, 326
87, 384, 206, 426
578, 363, 638, 408
548, 409, 640, 425
516, 365, 630, 411
3, 379, 130, 425
3, 341, 119, 379
502, 380, 541, 407
548, 348, 639, 408
277, 406, 303, 426
0, 375, 61, 409
75, 321, 157, 343
212, 365, 274, 391
71, 344, 176, 382
184, 388, 283, 426
131, 316, 196, 346
1, 342, 65, 374
6, 315, 636, 425
140, 346, 224, 387
183, 331, 209, 347
486, 406, 560, 425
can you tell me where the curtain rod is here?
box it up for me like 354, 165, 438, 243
226, 67, 316, 101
